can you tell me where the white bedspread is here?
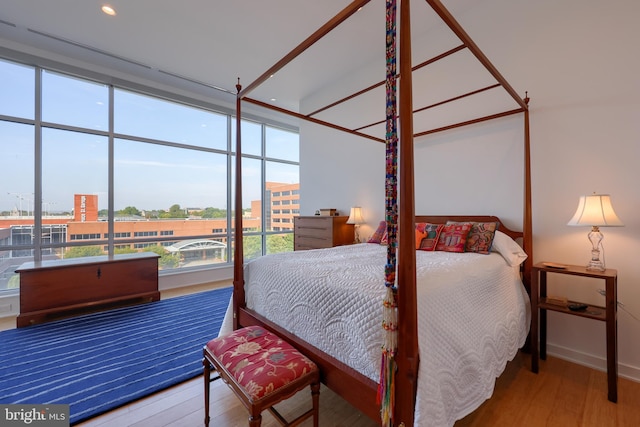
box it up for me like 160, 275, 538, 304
226, 243, 530, 426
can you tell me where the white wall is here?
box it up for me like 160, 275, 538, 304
298, 122, 385, 240
300, 0, 640, 381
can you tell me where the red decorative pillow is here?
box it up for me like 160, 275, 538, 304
368, 220, 387, 243
436, 223, 472, 252
416, 223, 444, 251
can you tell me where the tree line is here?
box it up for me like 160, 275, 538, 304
99, 205, 240, 219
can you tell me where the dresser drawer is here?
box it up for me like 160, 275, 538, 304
295, 226, 332, 240
294, 236, 332, 250
293, 216, 353, 251
294, 216, 332, 230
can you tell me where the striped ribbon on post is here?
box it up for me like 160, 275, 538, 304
377, 1, 398, 426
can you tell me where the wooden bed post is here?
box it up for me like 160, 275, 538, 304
233, 79, 245, 331
522, 94, 533, 290
395, 0, 419, 425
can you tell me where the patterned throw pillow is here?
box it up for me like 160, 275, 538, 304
380, 231, 388, 245
368, 220, 387, 243
415, 223, 444, 251
415, 226, 427, 249
465, 222, 499, 254
435, 223, 472, 252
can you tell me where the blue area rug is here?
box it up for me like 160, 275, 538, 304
0, 286, 232, 425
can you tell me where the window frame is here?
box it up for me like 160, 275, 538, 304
0, 54, 299, 292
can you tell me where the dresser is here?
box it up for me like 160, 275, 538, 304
294, 216, 354, 250
16, 252, 160, 327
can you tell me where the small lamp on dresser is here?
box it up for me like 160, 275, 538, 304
567, 193, 624, 271
346, 206, 365, 243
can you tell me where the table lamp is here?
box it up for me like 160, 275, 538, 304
567, 193, 623, 271
346, 206, 365, 243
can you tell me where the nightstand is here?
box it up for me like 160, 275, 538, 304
530, 262, 618, 402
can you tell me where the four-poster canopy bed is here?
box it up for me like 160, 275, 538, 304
228, 1, 532, 426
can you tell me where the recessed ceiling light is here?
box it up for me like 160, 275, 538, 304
270, 98, 277, 102
102, 5, 117, 16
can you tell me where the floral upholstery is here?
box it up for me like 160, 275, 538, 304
205, 326, 317, 401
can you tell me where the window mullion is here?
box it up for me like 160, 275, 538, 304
107, 85, 115, 255
33, 67, 42, 262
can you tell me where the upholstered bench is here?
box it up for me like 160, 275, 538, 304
203, 325, 320, 427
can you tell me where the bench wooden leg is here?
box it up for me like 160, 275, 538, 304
249, 412, 262, 427
311, 382, 320, 427
203, 357, 210, 427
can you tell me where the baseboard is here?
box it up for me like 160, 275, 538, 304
158, 264, 232, 291
0, 294, 19, 318
547, 342, 640, 383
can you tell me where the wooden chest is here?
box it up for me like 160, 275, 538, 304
16, 252, 160, 327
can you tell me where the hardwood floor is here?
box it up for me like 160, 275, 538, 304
3, 283, 639, 426
72, 351, 640, 427
456, 352, 640, 427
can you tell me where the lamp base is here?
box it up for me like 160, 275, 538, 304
586, 226, 605, 271
586, 260, 606, 272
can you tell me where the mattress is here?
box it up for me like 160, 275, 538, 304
222, 242, 530, 426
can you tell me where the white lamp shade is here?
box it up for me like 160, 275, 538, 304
567, 194, 623, 227
346, 206, 365, 225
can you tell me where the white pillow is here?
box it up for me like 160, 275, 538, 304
491, 230, 528, 266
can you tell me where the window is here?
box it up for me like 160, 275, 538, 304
0, 59, 34, 118
42, 128, 108, 224
114, 89, 227, 150
0, 57, 300, 294
266, 126, 299, 162
70, 234, 101, 240
42, 70, 108, 131
134, 231, 158, 237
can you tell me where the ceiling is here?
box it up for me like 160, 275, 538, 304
0, 1, 514, 136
